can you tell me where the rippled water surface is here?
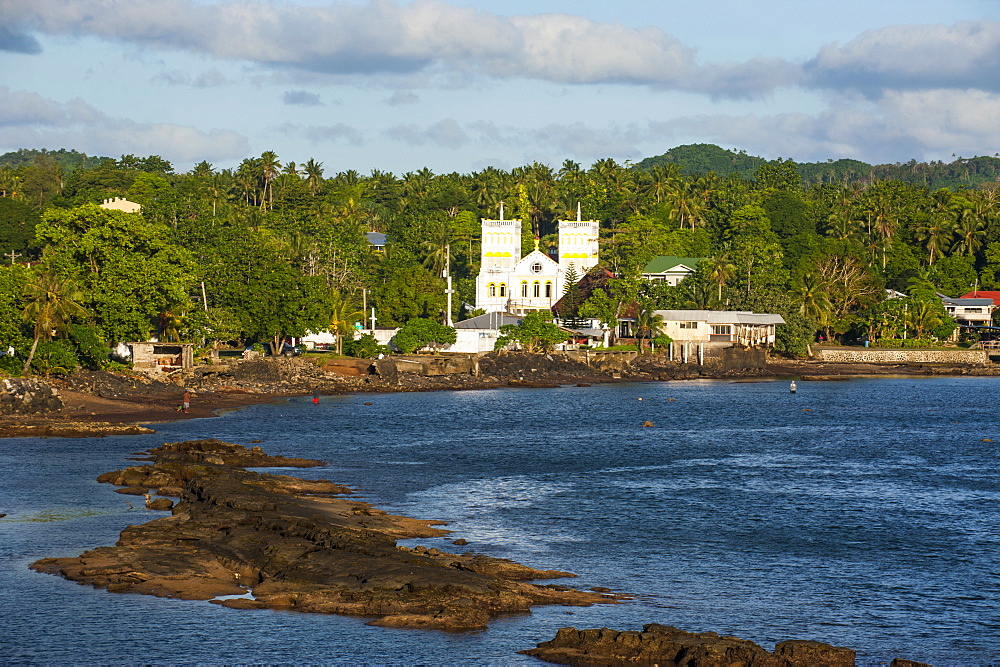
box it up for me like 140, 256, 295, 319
2, 377, 999, 665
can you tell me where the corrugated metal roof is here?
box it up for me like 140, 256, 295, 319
454, 312, 521, 329
654, 309, 785, 325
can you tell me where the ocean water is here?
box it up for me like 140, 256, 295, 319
1, 377, 999, 665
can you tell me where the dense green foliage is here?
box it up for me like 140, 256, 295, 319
639, 144, 1000, 190
0, 142, 997, 372
393, 318, 457, 353
495, 311, 567, 352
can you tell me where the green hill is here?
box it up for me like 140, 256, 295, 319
638, 144, 1000, 190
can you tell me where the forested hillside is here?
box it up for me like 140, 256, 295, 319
638, 144, 1000, 190
0, 144, 997, 374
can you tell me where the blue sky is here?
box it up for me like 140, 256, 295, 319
2, 0, 1000, 174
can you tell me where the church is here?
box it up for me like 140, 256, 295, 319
475, 204, 600, 314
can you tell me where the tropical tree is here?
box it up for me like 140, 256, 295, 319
328, 290, 365, 355
704, 252, 736, 302
494, 311, 566, 353
634, 306, 665, 353
21, 270, 89, 373
393, 317, 457, 353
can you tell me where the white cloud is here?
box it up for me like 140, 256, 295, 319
385, 118, 469, 149
657, 88, 1000, 164
0, 86, 248, 162
807, 21, 1000, 92
0, 0, 796, 96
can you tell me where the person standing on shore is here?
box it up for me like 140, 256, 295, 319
182, 389, 191, 413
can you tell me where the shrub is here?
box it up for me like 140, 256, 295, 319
68, 324, 108, 369
31, 340, 80, 375
874, 338, 939, 349
344, 333, 387, 358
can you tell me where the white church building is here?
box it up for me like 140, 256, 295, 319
475, 204, 599, 314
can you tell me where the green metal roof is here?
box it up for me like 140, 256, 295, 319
642, 256, 704, 273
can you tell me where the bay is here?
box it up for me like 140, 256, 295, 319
1, 377, 998, 665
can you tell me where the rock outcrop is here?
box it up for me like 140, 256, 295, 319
521, 624, 856, 666
31, 439, 619, 631
0, 378, 64, 415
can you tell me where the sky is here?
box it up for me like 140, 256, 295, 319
2, 0, 1000, 175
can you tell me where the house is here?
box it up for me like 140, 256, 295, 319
959, 290, 1000, 309
654, 310, 784, 347
475, 203, 600, 314
365, 232, 386, 251
127, 342, 194, 375
448, 312, 523, 353
940, 295, 993, 326
641, 256, 703, 285
99, 197, 142, 213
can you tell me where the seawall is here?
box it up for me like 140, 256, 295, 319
812, 348, 989, 365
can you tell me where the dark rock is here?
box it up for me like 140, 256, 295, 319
113, 486, 148, 495
452, 538, 468, 546
145, 498, 174, 511
522, 624, 856, 666
890, 660, 932, 667
0, 378, 64, 416
774, 639, 855, 665
31, 439, 620, 632
372, 358, 399, 385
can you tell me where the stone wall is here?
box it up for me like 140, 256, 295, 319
813, 348, 989, 365
0, 378, 64, 415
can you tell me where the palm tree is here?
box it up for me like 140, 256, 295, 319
155, 304, 185, 342
21, 270, 89, 374
328, 290, 365, 355
634, 306, 665, 353
792, 272, 833, 334
915, 216, 952, 265
259, 151, 281, 208
304, 159, 325, 195
906, 298, 942, 339
704, 253, 736, 302
952, 211, 985, 257
642, 164, 681, 204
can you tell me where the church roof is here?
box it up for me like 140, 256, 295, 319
513, 249, 560, 270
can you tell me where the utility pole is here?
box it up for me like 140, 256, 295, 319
444, 243, 454, 327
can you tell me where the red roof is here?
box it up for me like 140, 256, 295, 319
960, 291, 1000, 305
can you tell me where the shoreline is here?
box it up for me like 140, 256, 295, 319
1, 355, 998, 438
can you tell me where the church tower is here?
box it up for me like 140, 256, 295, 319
475, 203, 522, 313
557, 203, 600, 274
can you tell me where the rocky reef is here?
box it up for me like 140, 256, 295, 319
30, 439, 618, 631
522, 624, 933, 666
521, 624, 857, 666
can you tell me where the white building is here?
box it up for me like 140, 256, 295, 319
654, 310, 785, 347
99, 197, 142, 213
641, 256, 703, 285
475, 204, 599, 314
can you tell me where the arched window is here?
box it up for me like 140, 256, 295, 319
545, 281, 552, 298
532, 281, 541, 297
487, 283, 496, 297
521, 281, 528, 297
499, 283, 507, 297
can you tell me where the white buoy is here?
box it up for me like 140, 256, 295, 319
790, 381, 797, 394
